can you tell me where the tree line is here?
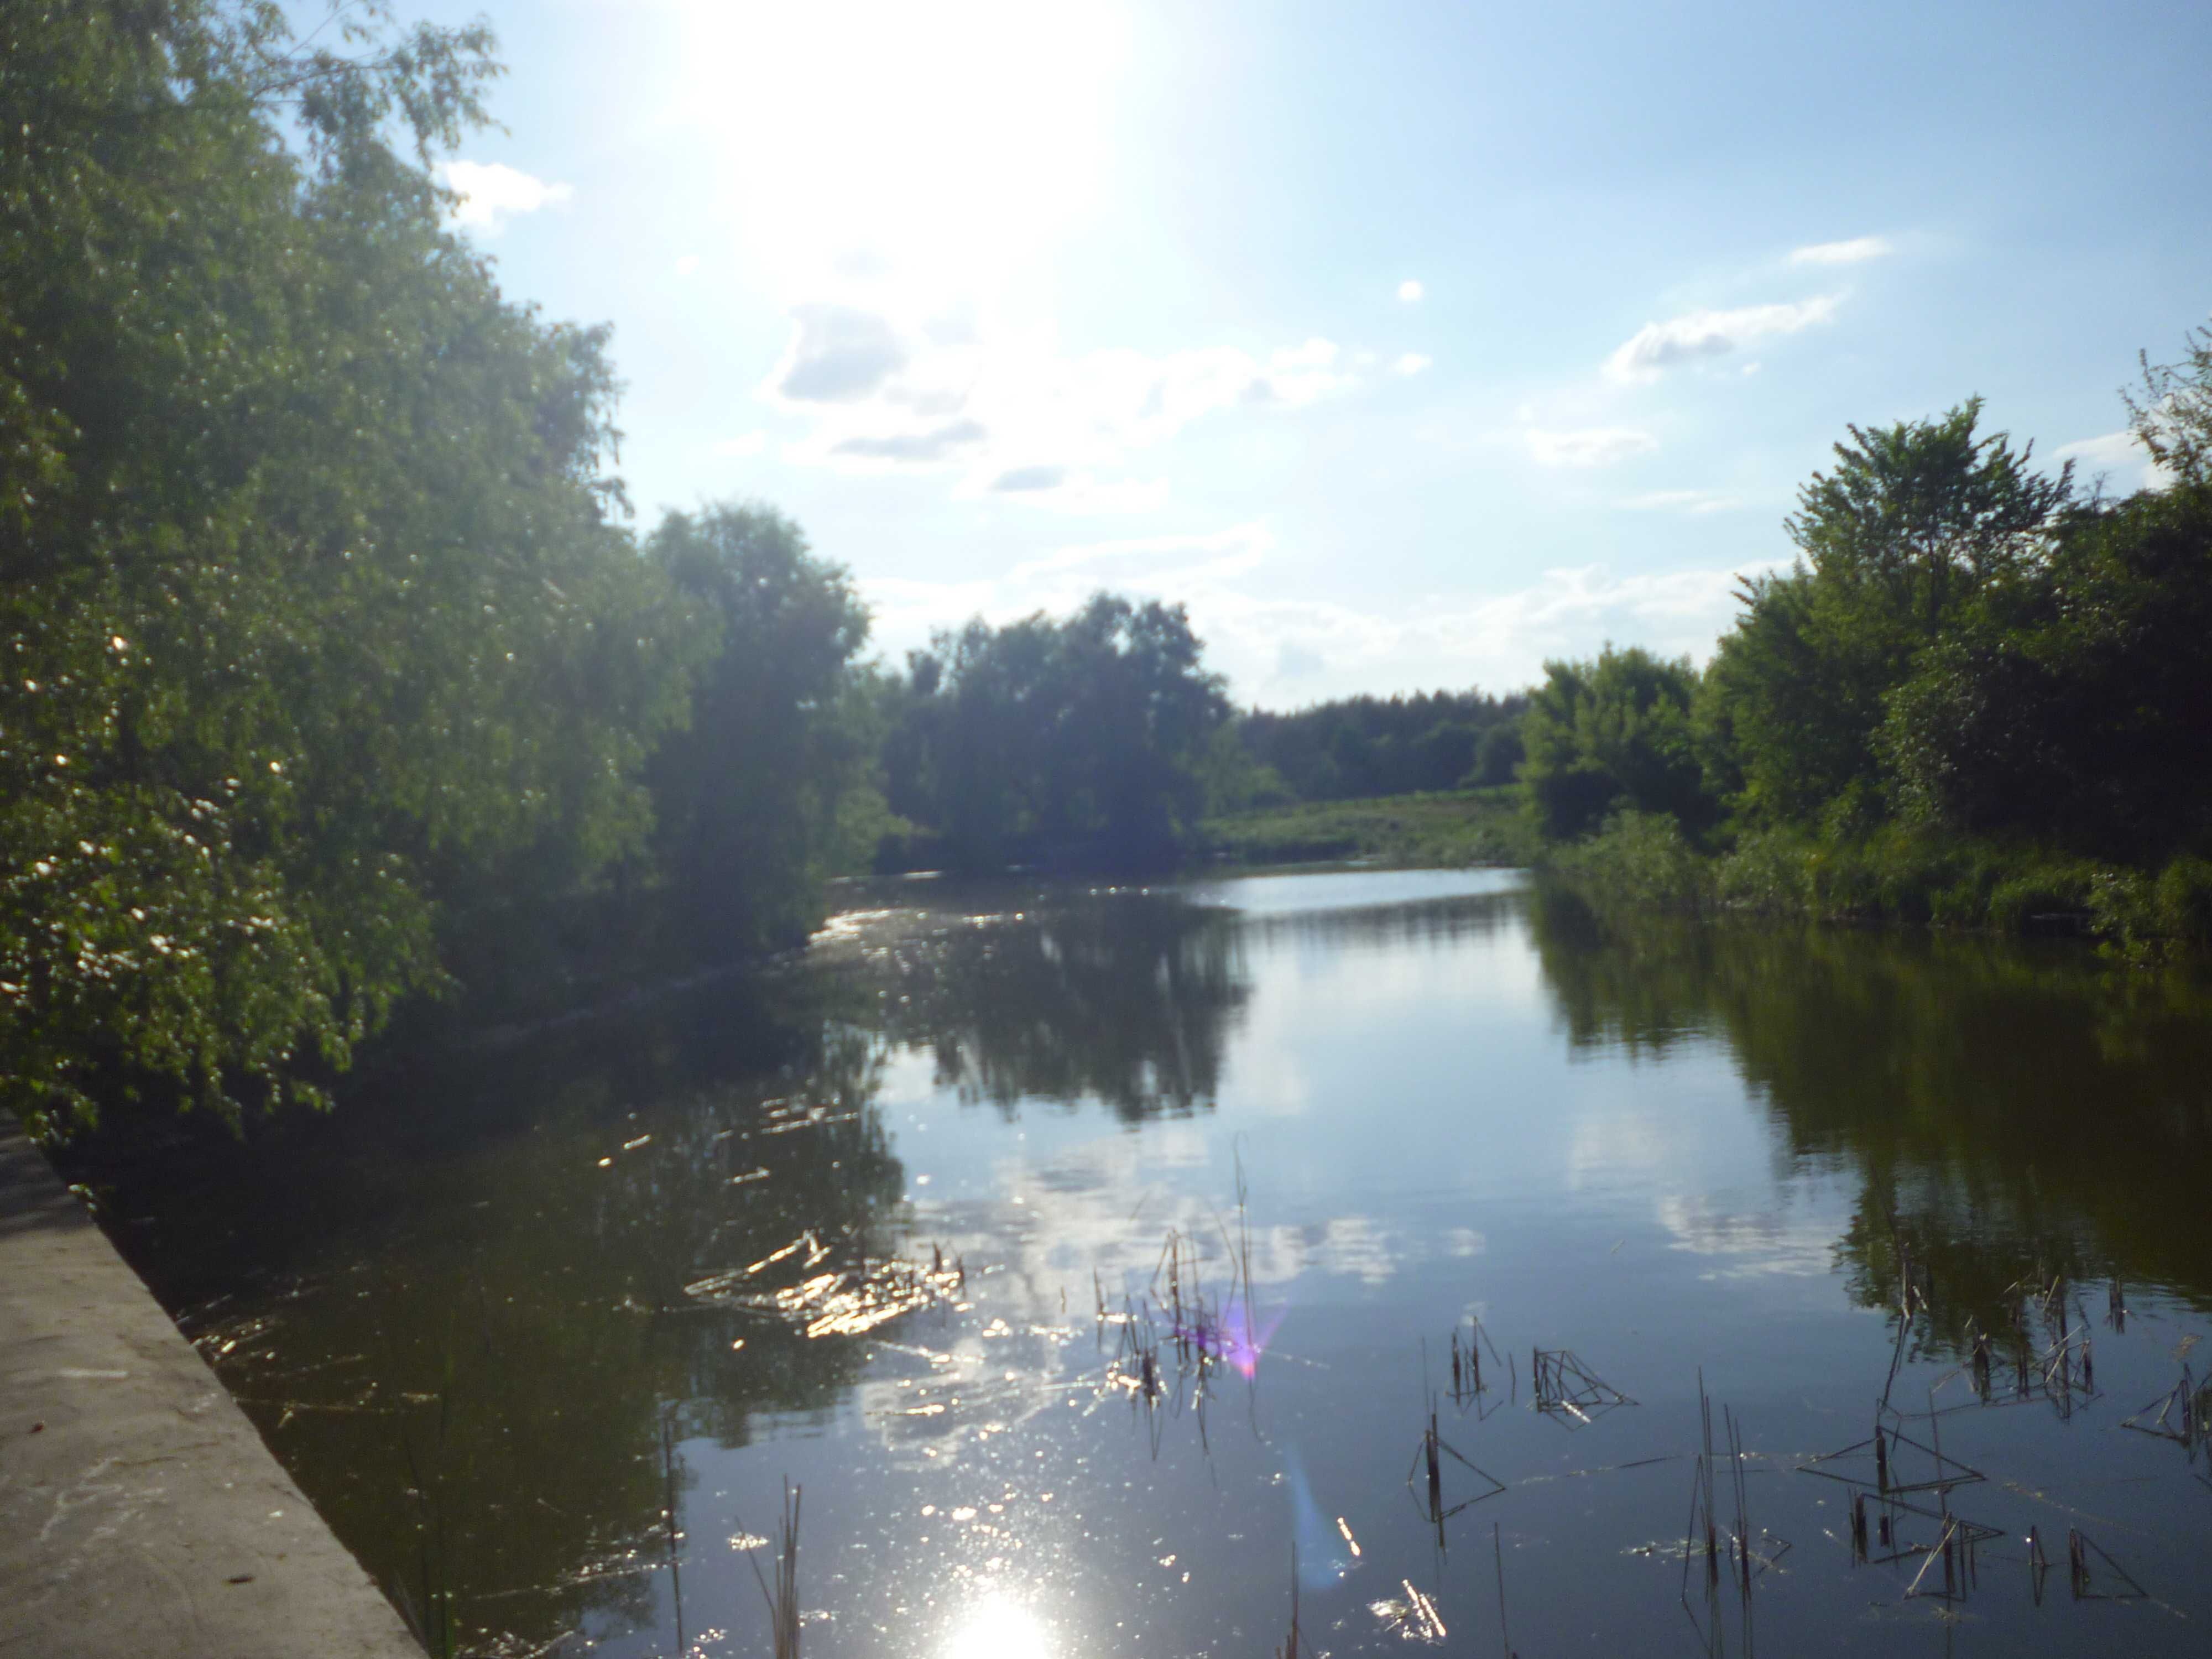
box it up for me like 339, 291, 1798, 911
1520, 347, 2212, 948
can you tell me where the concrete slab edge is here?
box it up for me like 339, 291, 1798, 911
1, 1125, 427, 1659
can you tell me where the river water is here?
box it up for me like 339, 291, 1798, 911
103, 868, 2212, 1656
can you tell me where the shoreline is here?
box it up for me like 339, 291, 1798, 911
0, 1127, 425, 1659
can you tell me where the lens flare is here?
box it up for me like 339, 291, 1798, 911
1211, 1296, 1287, 1379
1283, 1446, 1353, 1587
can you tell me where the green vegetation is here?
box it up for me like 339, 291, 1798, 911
879, 595, 1230, 873
1521, 647, 1708, 841
642, 505, 880, 954
0, 5, 875, 1136
7, 2, 2207, 1140
1533, 337, 2212, 957
1233, 688, 1524, 803
1198, 788, 1536, 869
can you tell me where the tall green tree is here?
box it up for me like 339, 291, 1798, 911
1, 3, 690, 1136
1702, 400, 2074, 827
1880, 486, 2212, 858
1520, 646, 1709, 840
642, 504, 879, 953
1880, 343, 2212, 859
887, 596, 1229, 870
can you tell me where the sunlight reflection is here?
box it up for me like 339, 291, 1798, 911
941, 1589, 1056, 1659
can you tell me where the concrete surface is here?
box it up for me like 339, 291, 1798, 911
1, 1126, 424, 1658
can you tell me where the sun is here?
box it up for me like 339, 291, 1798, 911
671, 1, 1129, 299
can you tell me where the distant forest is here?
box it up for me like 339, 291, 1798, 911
6, 2, 2209, 1139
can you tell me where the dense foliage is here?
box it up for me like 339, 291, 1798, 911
0, 3, 703, 1135
0, 5, 895, 1138
884, 596, 1230, 871
1519, 646, 1707, 841
1234, 688, 1522, 802
1537, 335, 2212, 951
1704, 401, 2075, 830
643, 504, 881, 953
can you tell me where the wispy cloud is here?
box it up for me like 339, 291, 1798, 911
863, 517, 1786, 703
1619, 489, 1743, 514
1788, 235, 1892, 266
831, 418, 986, 463
434, 160, 572, 232
1398, 279, 1425, 302
1603, 296, 1837, 383
764, 301, 1381, 512
1526, 426, 1659, 468
2054, 429, 2170, 492
1394, 352, 1433, 377
1006, 522, 1272, 586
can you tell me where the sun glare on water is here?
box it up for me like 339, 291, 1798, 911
941, 1590, 1057, 1659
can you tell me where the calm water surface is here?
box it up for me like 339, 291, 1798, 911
104, 869, 2212, 1656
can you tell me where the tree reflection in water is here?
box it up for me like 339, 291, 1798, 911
1525, 883, 2212, 1361
78, 978, 905, 1655
874, 889, 1250, 1123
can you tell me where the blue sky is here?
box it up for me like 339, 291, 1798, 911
404, 0, 2207, 706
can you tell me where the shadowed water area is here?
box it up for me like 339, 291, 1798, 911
80, 868, 2212, 1656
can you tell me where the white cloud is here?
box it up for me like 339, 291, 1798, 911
2054, 429, 2170, 492
1394, 352, 1433, 377
1006, 521, 1272, 587
674, 254, 701, 278
1788, 235, 1892, 266
1398, 279, 1425, 302
1619, 489, 1743, 515
713, 432, 768, 457
1603, 296, 1838, 383
1248, 337, 1357, 405
860, 518, 1788, 706
969, 471, 1172, 514
1526, 426, 1659, 468
766, 302, 1372, 510
434, 160, 572, 232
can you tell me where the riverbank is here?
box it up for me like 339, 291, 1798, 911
1539, 809, 2212, 957
0, 1126, 424, 1659
1197, 786, 1535, 868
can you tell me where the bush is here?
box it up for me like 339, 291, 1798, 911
1713, 830, 1815, 914
1546, 811, 1714, 912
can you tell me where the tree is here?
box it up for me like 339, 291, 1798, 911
1882, 483, 2212, 859
2123, 324, 2212, 489
1234, 689, 1521, 801
1520, 647, 1710, 840
1702, 400, 2074, 827
642, 504, 878, 952
1469, 720, 1525, 788
886, 596, 1229, 870
1, 3, 689, 1135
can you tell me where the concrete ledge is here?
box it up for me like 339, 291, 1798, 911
1, 1127, 424, 1659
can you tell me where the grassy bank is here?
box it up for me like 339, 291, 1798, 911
1542, 811, 2212, 961
1199, 787, 1538, 869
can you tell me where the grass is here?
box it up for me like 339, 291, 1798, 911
1198, 787, 1538, 870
